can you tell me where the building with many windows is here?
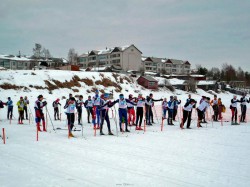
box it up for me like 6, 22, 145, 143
78, 44, 143, 71
142, 56, 191, 75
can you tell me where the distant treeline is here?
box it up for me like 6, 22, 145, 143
196, 63, 250, 86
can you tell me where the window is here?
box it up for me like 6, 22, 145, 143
110, 53, 120, 58
98, 55, 107, 60
88, 56, 96, 61
80, 57, 87, 63
111, 59, 120, 64
172, 69, 177, 72
148, 81, 155, 86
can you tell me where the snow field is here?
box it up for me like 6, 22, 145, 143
1, 70, 250, 187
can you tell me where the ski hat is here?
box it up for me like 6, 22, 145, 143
189, 99, 196, 103
100, 94, 104, 99
104, 93, 109, 98
20, 96, 23, 99
170, 96, 173, 99
56, 98, 60, 102
8, 97, 11, 99
202, 96, 206, 98
119, 94, 124, 99
79, 95, 83, 98
129, 94, 133, 98
95, 90, 99, 94
69, 93, 72, 97
206, 97, 210, 101
149, 93, 153, 97
38, 95, 43, 99
69, 97, 75, 101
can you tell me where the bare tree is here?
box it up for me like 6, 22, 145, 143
33, 43, 42, 59
41, 48, 51, 59
68, 48, 78, 65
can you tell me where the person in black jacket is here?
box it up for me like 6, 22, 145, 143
84, 96, 94, 123
180, 99, 196, 129
240, 93, 249, 122
231, 95, 241, 125
145, 93, 163, 125
76, 95, 84, 125
52, 98, 61, 120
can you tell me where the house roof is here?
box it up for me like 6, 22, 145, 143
80, 44, 142, 57
197, 80, 216, 85
168, 78, 186, 85
169, 59, 184, 64
0, 54, 31, 61
140, 75, 158, 82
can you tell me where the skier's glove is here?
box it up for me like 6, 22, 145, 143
43, 101, 47, 106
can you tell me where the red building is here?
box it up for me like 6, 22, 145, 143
137, 76, 158, 89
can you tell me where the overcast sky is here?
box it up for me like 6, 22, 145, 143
1, 0, 250, 70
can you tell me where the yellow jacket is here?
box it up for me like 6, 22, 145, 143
17, 100, 25, 111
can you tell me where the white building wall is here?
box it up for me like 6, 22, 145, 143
121, 46, 142, 71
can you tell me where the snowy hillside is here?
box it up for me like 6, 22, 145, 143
1, 70, 250, 187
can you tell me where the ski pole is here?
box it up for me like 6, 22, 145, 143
113, 104, 118, 137
153, 106, 159, 124
28, 105, 34, 123
161, 117, 164, 131
45, 106, 56, 131
2, 128, 6, 144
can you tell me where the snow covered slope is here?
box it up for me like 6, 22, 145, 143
1, 70, 250, 187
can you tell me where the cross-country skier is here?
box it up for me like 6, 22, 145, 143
199, 96, 207, 123
240, 93, 249, 122
127, 94, 136, 126
34, 95, 47, 131
145, 93, 163, 125
167, 96, 175, 125
98, 93, 114, 135
93, 90, 101, 129
162, 98, 168, 119
230, 95, 241, 125
23, 96, 29, 120
17, 96, 25, 124
52, 98, 61, 120
84, 96, 94, 123
210, 95, 219, 121
173, 96, 181, 121
76, 95, 84, 125
180, 99, 196, 129
113, 94, 136, 132
186, 94, 195, 117
6, 97, 13, 120
135, 94, 145, 130
197, 97, 210, 128
218, 98, 223, 120
64, 97, 76, 137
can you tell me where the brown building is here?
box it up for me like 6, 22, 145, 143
137, 76, 158, 89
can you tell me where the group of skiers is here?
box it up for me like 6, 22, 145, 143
0, 91, 249, 137
0, 96, 30, 124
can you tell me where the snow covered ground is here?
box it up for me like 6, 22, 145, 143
1, 70, 250, 187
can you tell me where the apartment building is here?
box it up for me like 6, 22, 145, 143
142, 56, 191, 75
78, 44, 142, 71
